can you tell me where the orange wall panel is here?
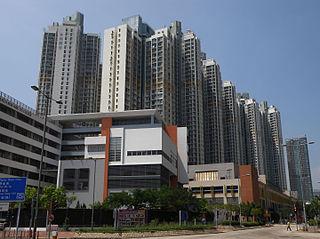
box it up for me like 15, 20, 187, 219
239, 165, 260, 204
164, 126, 178, 188
101, 117, 112, 200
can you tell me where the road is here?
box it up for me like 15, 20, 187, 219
144, 225, 320, 239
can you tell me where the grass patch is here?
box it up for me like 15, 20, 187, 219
78, 224, 215, 233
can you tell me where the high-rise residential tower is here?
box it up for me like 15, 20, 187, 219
76, 34, 101, 113
181, 30, 204, 165
237, 93, 250, 166
222, 81, 241, 165
36, 12, 101, 115
100, 15, 156, 114
101, 17, 206, 165
100, 24, 143, 112
169, 21, 183, 127
144, 27, 177, 125
243, 98, 266, 175
260, 102, 287, 191
202, 58, 224, 164
267, 105, 287, 191
286, 136, 313, 201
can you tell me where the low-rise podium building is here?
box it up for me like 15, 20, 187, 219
50, 110, 188, 206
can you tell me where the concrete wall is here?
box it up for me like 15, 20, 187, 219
59, 159, 105, 207
188, 163, 237, 181
177, 127, 188, 184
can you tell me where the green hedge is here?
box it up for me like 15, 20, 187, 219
309, 219, 320, 226
78, 224, 215, 233
221, 220, 240, 226
241, 222, 260, 227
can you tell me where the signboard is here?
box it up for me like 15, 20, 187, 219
118, 210, 146, 227
48, 214, 55, 222
181, 210, 188, 221
0, 178, 26, 202
46, 224, 58, 232
0, 203, 9, 211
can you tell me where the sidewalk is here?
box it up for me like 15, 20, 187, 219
0, 228, 76, 239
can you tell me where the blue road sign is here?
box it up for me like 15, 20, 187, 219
0, 178, 26, 202
181, 210, 188, 221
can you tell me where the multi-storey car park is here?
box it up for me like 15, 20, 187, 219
0, 91, 62, 188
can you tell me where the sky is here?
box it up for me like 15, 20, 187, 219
1, 0, 319, 190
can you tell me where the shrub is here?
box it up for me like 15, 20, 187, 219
309, 219, 320, 226
149, 219, 159, 227
62, 217, 70, 231
78, 224, 215, 233
221, 220, 240, 226
241, 222, 260, 227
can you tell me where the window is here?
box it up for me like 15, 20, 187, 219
109, 137, 121, 162
63, 168, 89, 191
194, 171, 219, 181
88, 145, 105, 152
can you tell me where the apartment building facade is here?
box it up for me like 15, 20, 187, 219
222, 81, 241, 165
144, 27, 176, 125
100, 24, 143, 112
286, 136, 313, 201
202, 59, 224, 164
267, 105, 287, 191
101, 17, 204, 166
243, 98, 266, 175
36, 12, 101, 116
181, 30, 204, 165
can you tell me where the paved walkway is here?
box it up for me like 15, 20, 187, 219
0, 229, 76, 239
144, 225, 320, 239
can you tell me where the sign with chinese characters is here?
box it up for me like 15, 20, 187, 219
0, 178, 26, 202
118, 210, 146, 227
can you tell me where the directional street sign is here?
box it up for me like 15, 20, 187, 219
0, 178, 27, 202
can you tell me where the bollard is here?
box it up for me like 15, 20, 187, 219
52, 231, 58, 239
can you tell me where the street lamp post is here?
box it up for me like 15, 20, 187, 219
31, 86, 62, 239
283, 140, 315, 231
238, 173, 250, 226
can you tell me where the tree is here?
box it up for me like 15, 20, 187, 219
10, 186, 37, 209
40, 185, 70, 208
241, 202, 252, 221
143, 188, 161, 209
131, 188, 147, 209
308, 196, 320, 219
102, 191, 132, 209
25, 187, 37, 204
66, 192, 76, 208
251, 207, 263, 222
100, 186, 204, 214
224, 204, 238, 222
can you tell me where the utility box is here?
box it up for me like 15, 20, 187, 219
52, 231, 58, 239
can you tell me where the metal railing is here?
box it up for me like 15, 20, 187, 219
0, 90, 42, 118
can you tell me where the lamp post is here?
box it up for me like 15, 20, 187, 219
31, 86, 62, 239
283, 140, 315, 231
238, 173, 250, 226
